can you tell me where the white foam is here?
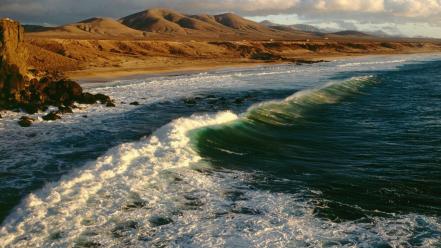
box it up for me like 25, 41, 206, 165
0, 111, 238, 247
338, 59, 407, 68
2, 75, 441, 247
1, 54, 441, 247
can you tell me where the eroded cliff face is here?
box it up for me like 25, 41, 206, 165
0, 18, 113, 124
0, 18, 28, 75
0, 18, 29, 105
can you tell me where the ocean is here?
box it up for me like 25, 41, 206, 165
0, 54, 440, 247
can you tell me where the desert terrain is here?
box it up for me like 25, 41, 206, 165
24, 8, 441, 81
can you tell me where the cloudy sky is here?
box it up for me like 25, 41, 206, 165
1, 0, 441, 38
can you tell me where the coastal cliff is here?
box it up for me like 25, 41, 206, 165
0, 18, 28, 105
0, 18, 113, 125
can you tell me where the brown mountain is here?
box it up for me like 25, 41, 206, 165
213, 13, 268, 32
27, 8, 318, 40
30, 17, 145, 38
119, 8, 188, 34
119, 8, 283, 39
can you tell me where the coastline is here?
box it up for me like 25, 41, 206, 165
25, 37, 441, 84
70, 60, 273, 84
70, 51, 441, 84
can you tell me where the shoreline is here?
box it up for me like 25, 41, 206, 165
71, 61, 275, 84
70, 51, 441, 84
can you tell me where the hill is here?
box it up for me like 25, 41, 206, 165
290, 24, 322, 33
29, 17, 145, 39
23, 25, 54, 32
118, 8, 290, 40
331, 30, 371, 37
213, 13, 268, 32
27, 8, 388, 41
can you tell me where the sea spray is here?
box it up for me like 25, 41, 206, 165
1, 55, 440, 247
0, 112, 238, 247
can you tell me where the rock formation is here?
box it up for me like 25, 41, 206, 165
0, 18, 29, 105
0, 18, 114, 125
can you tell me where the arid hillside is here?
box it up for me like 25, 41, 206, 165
21, 8, 441, 81
29, 17, 146, 39
25, 38, 441, 80
27, 8, 316, 41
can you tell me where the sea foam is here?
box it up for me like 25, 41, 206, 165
1, 54, 440, 247
0, 111, 238, 247
2, 75, 440, 247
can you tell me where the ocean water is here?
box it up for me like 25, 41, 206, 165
0, 54, 440, 247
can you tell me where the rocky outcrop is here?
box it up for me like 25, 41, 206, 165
0, 18, 29, 105
0, 19, 28, 75
17, 116, 34, 127
0, 18, 114, 126
42, 111, 61, 121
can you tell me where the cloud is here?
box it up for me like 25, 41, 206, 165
1, 0, 441, 25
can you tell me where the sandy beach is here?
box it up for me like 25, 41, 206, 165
25, 37, 441, 83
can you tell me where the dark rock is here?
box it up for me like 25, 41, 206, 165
94, 93, 111, 104
42, 111, 61, 121
21, 104, 40, 114
78, 92, 113, 106
106, 101, 116, 107
39, 78, 83, 106
18, 116, 34, 127
78, 93, 97, 104
129, 101, 140, 106
58, 105, 73, 114
82, 115, 88, 118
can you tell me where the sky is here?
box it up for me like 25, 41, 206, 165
1, 0, 440, 38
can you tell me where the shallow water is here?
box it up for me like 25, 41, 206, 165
0, 54, 440, 247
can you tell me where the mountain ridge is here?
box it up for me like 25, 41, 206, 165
26, 8, 397, 40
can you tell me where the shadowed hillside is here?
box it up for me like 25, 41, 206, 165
119, 8, 287, 40
29, 17, 145, 39
27, 8, 316, 40
331, 30, 371, 37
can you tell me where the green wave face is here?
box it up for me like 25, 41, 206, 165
191, 76, 380, 165
191, 76, 379, 166
244, 76, 378, 127
190, 68, 441, 221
